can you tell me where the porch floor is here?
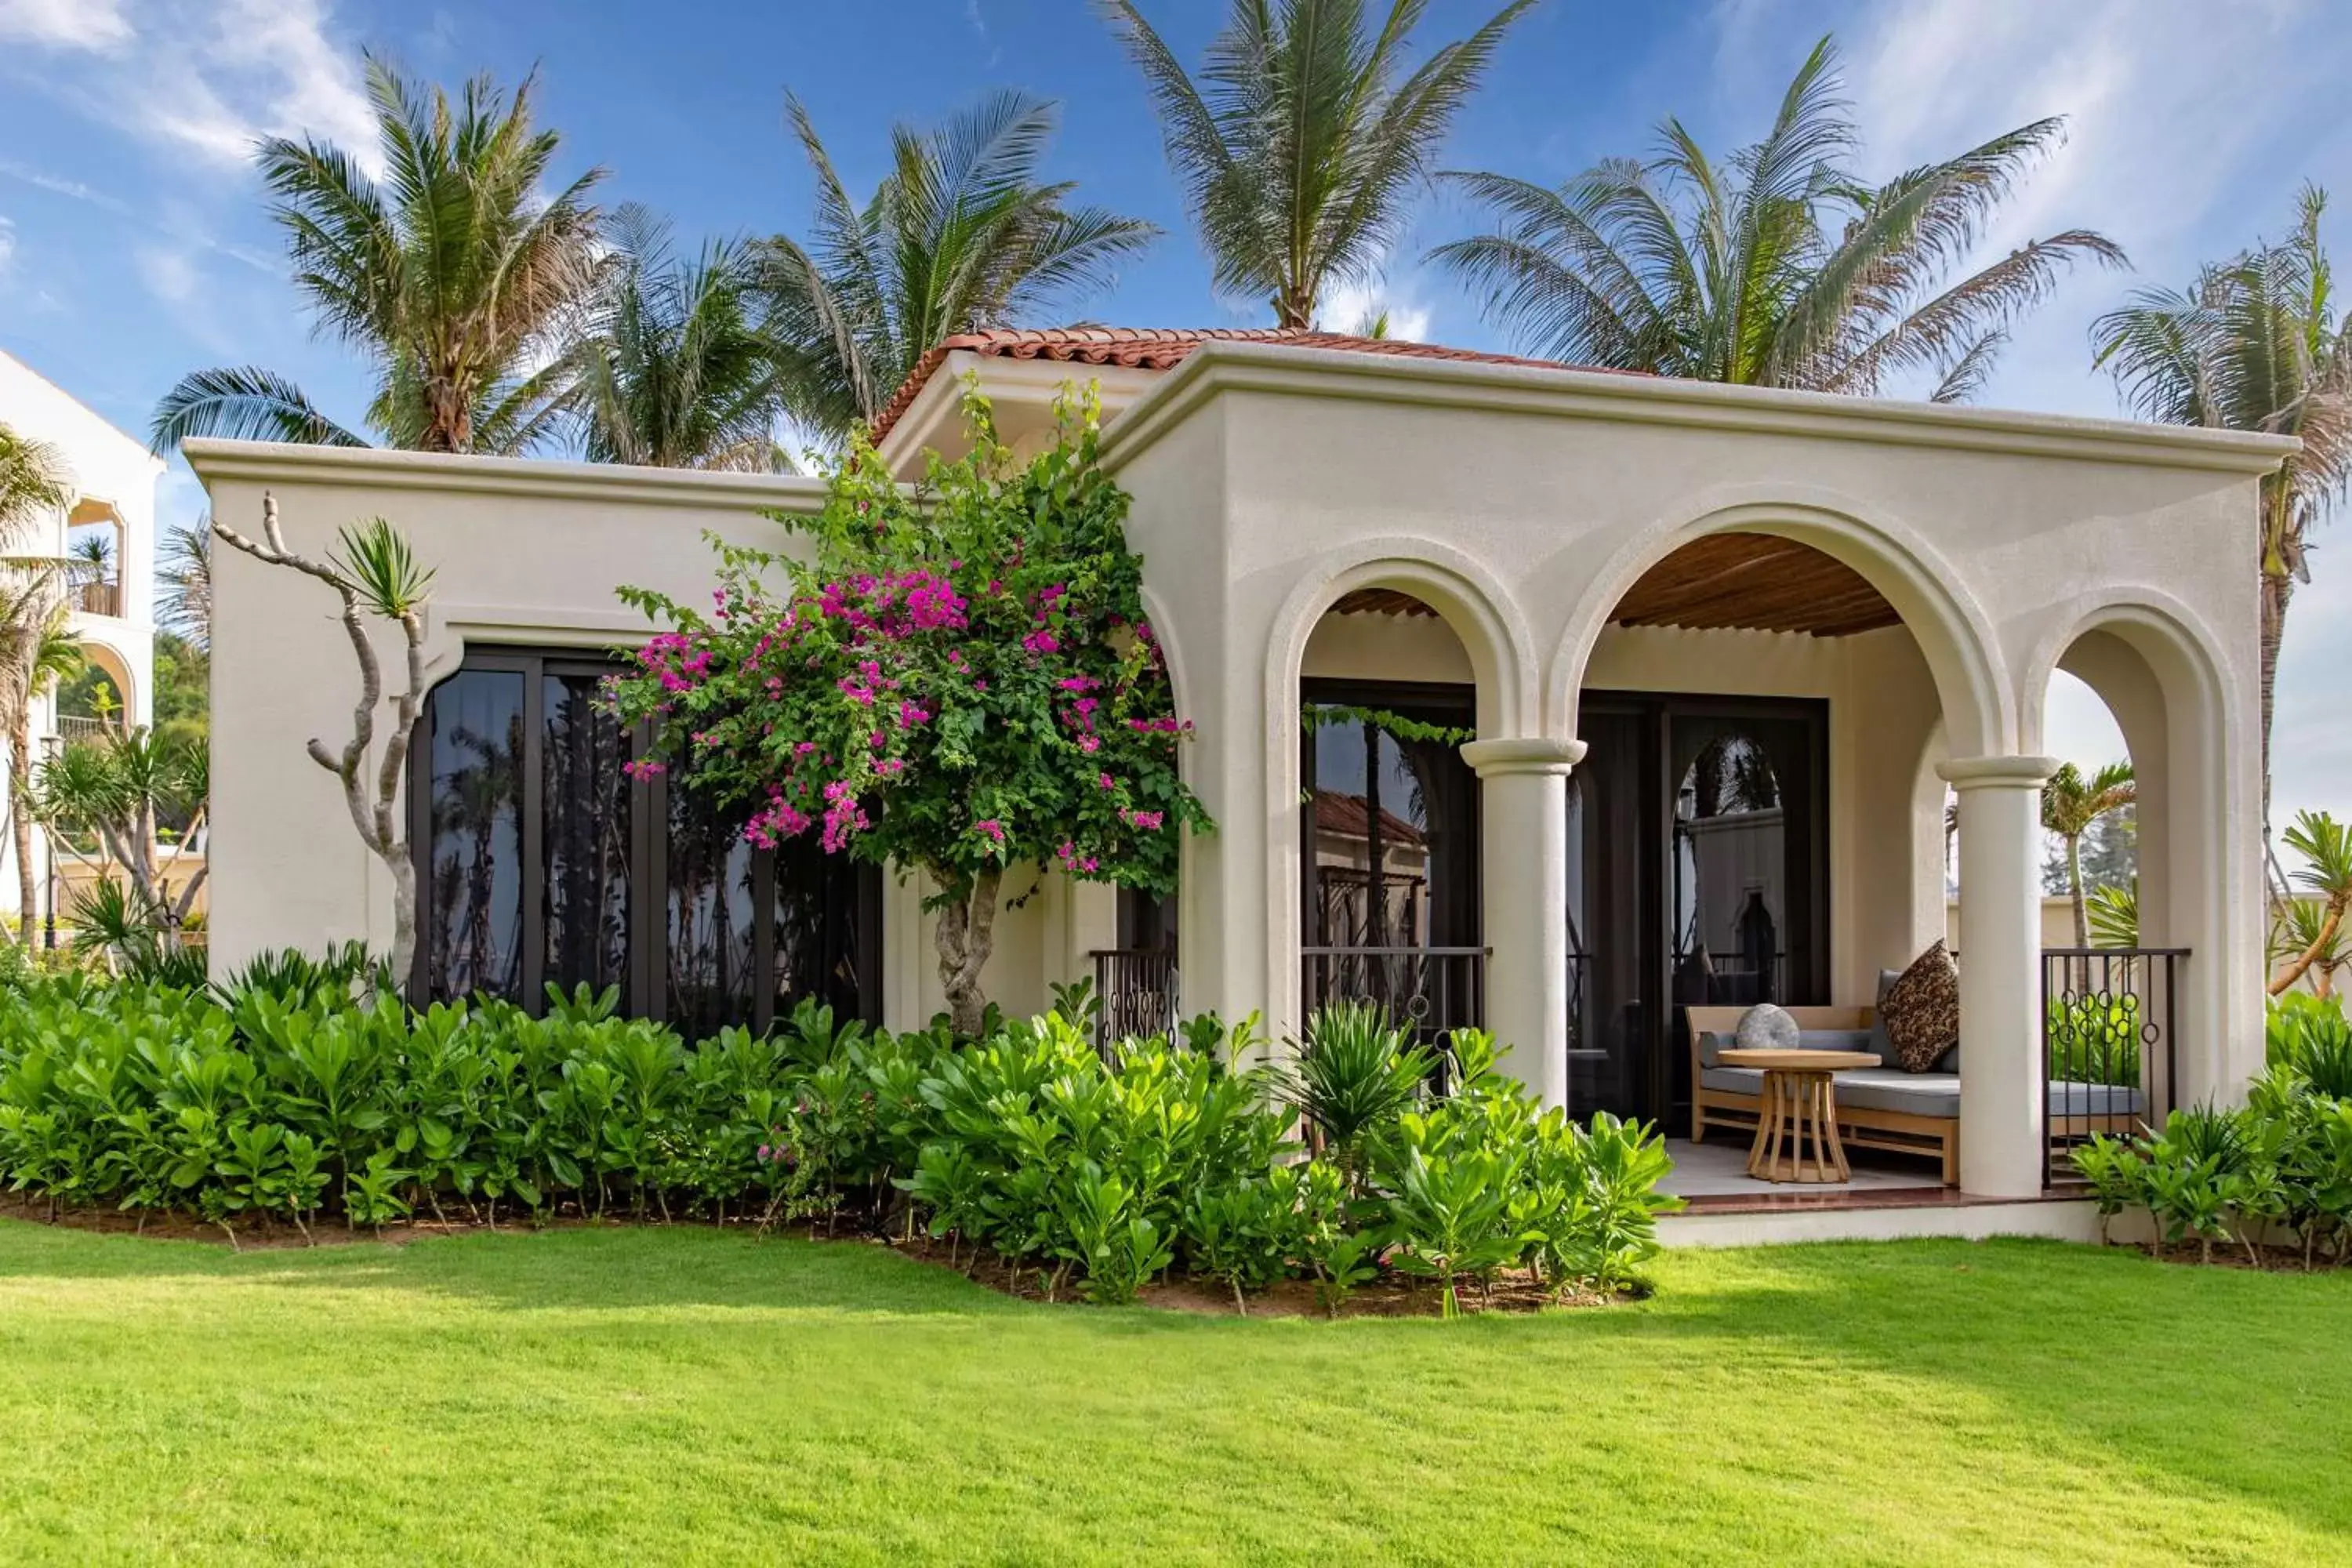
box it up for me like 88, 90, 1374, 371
1658, 1137, 1947, 1206
1655, 1138, 2103, 1247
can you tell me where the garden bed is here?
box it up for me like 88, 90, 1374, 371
0, 1195, 1636, 1317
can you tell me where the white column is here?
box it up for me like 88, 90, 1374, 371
1461, 738, 1585, 1109
1938, 755, 2057, 1199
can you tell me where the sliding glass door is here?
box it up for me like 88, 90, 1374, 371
412, 648, 880, 1033
1569, 694, 1828, 1123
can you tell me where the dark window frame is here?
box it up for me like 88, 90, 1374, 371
408, 645, 882, 1031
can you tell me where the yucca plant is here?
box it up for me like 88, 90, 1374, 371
1277, 1001, 1434, 1190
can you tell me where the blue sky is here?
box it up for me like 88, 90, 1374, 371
4, 0, 2352, 813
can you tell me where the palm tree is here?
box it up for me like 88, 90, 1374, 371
1432, 36, 2123, 399
151, 56, 605, 457
158, 524, 212, 648
2090, 186, 2352, 816
0, 585, 78, 944
0, 423, 70, 542
0, 422, 71, 946
2272, 810, 2352, 995
1100, 0, 1533, 330
753, 91, 1156, 436
2041, 760, 2136, 949
566, 205, 786, 470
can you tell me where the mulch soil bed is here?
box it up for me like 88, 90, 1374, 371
0, 1195, 1640, 1317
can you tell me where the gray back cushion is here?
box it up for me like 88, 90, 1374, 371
1797, 1029, 1877, 1058
1697, 1030, 1736, 1069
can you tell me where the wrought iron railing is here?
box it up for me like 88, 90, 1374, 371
53, 714, 117, 747
1091, 947, 1179, 1048
2042, 946, 2186, 1185
1301, 945, 1486, 1044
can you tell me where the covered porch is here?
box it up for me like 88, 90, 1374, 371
1091, 343, 2280, 1207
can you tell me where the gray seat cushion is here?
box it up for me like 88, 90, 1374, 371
2047, 1080, 2147, 1119
1703, 1065, 2144, 1123
1827, 1067, 1960, 1118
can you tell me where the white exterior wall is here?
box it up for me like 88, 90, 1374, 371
0, 350, 162, 921
193, 344, 2287, 1197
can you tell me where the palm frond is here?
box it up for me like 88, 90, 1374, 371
149, 367, 370, 454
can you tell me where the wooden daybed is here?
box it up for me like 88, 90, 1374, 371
1686, 1005, 1960, 1185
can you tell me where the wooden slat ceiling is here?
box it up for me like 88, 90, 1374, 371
1330, 532, 1900, 637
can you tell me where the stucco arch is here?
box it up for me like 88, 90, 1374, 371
1544, 495, 2013, 757
1249, 539, 1536, 1049
75, 636, 138, 726
2018, 586, 2254, 1109
1264, 536, 1537, 742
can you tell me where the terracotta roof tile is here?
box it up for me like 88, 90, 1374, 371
869, 325, 1634, 443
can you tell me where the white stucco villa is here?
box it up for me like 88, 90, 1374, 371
187, 326, 2293, 1233
0, 348, 162, 913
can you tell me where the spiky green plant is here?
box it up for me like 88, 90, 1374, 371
1277, 1001, 1434, 1189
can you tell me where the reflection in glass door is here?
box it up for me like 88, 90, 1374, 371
1566, 695, 1827, 1123
1300, 680, 1482, 1038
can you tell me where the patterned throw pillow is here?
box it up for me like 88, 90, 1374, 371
1880, 942, 1961, 1074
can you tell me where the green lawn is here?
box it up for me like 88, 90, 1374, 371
0, 1222, 2344, 1566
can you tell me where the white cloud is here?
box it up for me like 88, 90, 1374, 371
2, 0, 379, 178
0, 0, 132, 53
0, 216, 15, 275
1826, 0, 2352, 418
1318, 278, 1435, 343
135, 245, 199, 307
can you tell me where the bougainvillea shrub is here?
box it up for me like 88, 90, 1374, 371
610, 386, 1210, 1031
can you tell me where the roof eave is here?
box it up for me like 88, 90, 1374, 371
1100, 341, 2299, 478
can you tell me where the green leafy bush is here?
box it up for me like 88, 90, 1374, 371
2073, 995, 2352, 1268
0, 963, 1683, 1312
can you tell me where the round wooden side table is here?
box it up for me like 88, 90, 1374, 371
1716, 1049, 1882, 1184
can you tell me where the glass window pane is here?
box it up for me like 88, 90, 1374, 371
773, 836, 867, 1022
542, 673, 631, 998
666, 786, 757, 1037
423, 668, 525, 1002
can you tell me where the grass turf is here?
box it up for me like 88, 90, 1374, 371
0, 1221, 2344, 1565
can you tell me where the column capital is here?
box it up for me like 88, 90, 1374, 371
1936, 754, 2059, 790
1460, 737, 1587, 779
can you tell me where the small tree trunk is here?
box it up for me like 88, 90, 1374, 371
2270, 897, 2345, 996
9, 708, 33, 946
2259, 555, 2292, 830
2067, 834, 2089, 949
933, 865, 1002, 1036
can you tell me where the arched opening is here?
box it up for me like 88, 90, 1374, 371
56, 639, 136, 746
65, 499, 125, 619
1296, 589, 1486, 1040
2031, 604, 2240, 1142
1561, 524, 1990, 1189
